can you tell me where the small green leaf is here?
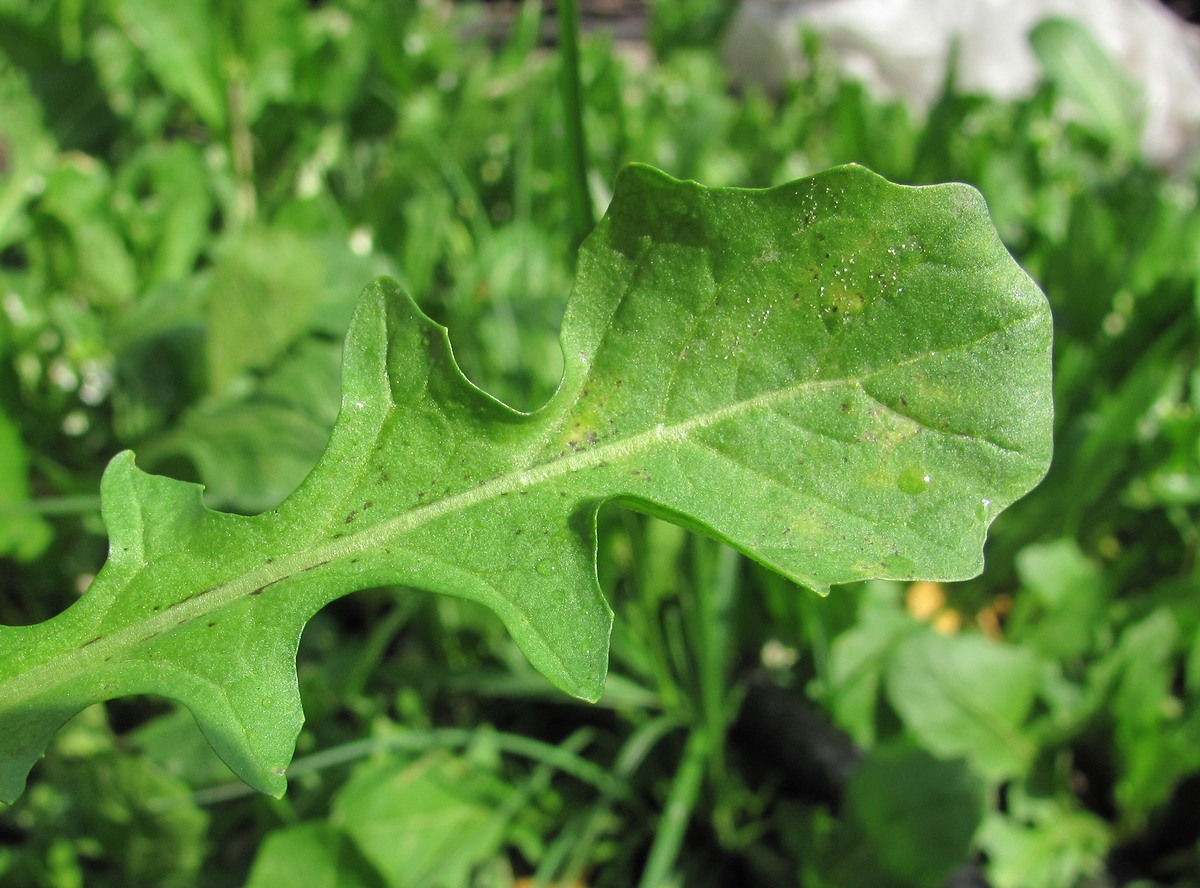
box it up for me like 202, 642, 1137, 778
205, 227, 324, 395
1011, 540, 1109, 660
1108, 610, 1198, 818
109, 0, 226, 132
978, 791, 1110, 888
813, 742, 984, 888
886, 632, 1040, 781
1031, 18, 1141, 158
0, 406, 52, 561
333, 752, 512, 888
246, 822, 384, 888
0, 164, 1052, 800
826, 582, 913, 747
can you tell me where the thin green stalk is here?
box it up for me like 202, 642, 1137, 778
478, 728, 594, 853
541, 714, 684, 885
691, 540, 738, 778
173, 725, 625, 808
557, 0, 595, 255
636, 728, 709, 888
798, 583, 833, 704
225, 65, 257, 229
0, 495, 101, 517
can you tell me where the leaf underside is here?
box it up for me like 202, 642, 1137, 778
0, 164, 1052, 801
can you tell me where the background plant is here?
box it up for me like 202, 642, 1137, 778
1, 2, 1198, 887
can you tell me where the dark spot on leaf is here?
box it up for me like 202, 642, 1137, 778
515, 529, 523, 535
82, 636, 103, 648
840, 402, 850, 413
207, 622, 216, 628
251, 577, 287, 597
266, 557, 274, 564
181, 586, 216, 604
345, 511, 356, 524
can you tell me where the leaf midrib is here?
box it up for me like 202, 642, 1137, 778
0, 317, 1033, 708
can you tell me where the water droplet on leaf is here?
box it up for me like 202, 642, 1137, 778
897, 467, 930, 495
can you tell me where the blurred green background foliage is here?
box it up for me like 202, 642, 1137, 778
1, 1, 1199, 885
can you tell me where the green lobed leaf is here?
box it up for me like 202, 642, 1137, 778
205, 227, 324, 395
0, 164, 1052, 801
0, 406, 52, 561
332, 752, 513, 887
812, 742, 984, 888
109, 0, 227, 132
245, 822, 384, 888
885, 631, 1041, 781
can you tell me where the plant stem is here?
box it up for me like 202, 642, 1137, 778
550, 714, 683, 885
557, 0, 595, 255
0, 495, 101, 517
173, 725, 626, 808
226, 65, 256, 229
637, 728, 709, 888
